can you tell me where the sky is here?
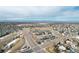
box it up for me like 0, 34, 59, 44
0, 6, 79, 22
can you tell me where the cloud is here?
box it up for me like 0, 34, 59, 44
52, 6, 79, 22
0, 6, 63, 18
0, 6, 79, 22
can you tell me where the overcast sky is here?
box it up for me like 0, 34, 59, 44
0, 6, 79, 22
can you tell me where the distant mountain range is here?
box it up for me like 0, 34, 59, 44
0, 20, 79, 24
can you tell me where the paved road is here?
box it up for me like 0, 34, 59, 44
22, 28, 46, 53
22, 28, 73, 53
